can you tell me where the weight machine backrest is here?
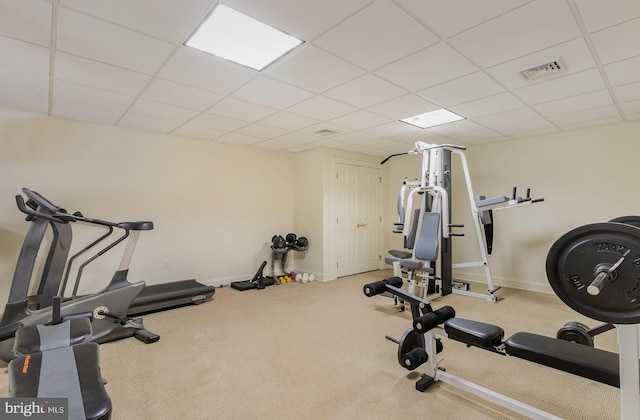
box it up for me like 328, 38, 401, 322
414, 212, 440, 262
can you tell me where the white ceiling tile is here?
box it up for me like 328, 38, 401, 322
494, 118, 556, 136
142, 78, 223, 111
613, 81, 640, 102
390, 129, 448, 144
171, 122, 227, 140
160, 47, 257, 95
449, 92, 524, 118
575, 0, 640, 33
360, 137, 405, 150
513, 69, 606, 105
555, 116, 623, 131
190, 113, 248, 132
283, 143, 317, 152
250, 138, 296, 151
286, 95, 357, 121
274, 131, 323, 145
0, 90, 48, 114
215, 132, 265, 146
397, 0, 529, 38
304, 138, 350, 149
474, 107, 541, 128
313, 0, 439, 71
57, 7, 175, 74
60, 0, 214, 43
418, 72, 505, 108
533, 90, 614, 117
425, 120, 502, 142
235, 123, 288, 139
0, 67, 48, 97
0, 0, 51, 47
0, 36, 49, 76
368, 94, 440, 120
127, 99, 199, 123
330, 131, 383, 144
486, 38, 597, 90
547, 104, 621, 127
208, 97, 277, 122
604, 55, 640, 86
375, 42, 478, 91
118, 114, 182, 133
620, 99, 640, 115
225, 0, 372, 40
55, 52, 151, 97
329, 110, 392, 131
324, 74, 407, 108
449, 0, 581, 67
363, 121, 420, 137
590, 18, 640, 64
510, 127, 560, 138
259, 111, 318, 131
231, 76, 314, 109
266, 45, 365, 93
53, 80, 134, 119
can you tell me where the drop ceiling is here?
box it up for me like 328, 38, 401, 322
1, 0, 639, 157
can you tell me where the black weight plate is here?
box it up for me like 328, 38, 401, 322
609, 216, 640, 229
556, 321, 594, 347
397, 328, 424, 368
546, 222, 640, 324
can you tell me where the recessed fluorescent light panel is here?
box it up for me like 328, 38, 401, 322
401, 109, 465, 128
185, 4, 303, 71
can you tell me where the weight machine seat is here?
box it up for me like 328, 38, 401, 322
13, 318, 92, 356
444, 318, 504, 350
444, 318, 620, 388
8, 342, 112, 420
504, 332, 619, 388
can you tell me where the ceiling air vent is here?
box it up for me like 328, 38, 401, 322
315, 129, 338, 136
519, 57, 567, 81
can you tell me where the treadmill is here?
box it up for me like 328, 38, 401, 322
13, 188, 215, 317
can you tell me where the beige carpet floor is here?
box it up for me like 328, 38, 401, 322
0, 270, 622, 419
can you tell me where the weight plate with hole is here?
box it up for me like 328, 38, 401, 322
546, 222, 640, 324
609, 216, 640, 229
556, 321, 594, 347
397, 328, 425, 368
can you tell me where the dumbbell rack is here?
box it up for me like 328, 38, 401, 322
269, 241, 308, 284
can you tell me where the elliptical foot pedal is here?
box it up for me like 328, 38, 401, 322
134, 329, 160, 343
416, 373, 435, 392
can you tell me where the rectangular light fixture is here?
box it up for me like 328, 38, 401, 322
185, 4, 303, 71
401, 109, 465, 128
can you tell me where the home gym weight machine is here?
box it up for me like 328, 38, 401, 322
364, 221, 640, 419
382, 142, 543, 302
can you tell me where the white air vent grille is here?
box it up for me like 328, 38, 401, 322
520, 57, 567, 81
315, 129, 338, 136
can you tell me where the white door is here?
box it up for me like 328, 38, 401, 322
335, 162, 382, 277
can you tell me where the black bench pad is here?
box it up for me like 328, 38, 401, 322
445, 318, 505, 350
8, 343, 112, 420
505, 332, 620, 387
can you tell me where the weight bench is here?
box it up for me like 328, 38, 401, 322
444, 318, 620, 387
3, 305, 112, 420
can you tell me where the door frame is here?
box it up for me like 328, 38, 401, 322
332, 158, 384, 278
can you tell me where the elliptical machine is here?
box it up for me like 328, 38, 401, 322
0, 188, 159, 362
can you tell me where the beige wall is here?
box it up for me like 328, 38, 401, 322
0, 106, 295, 302
383, 120, 640, 293
3, 102, 639, 304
